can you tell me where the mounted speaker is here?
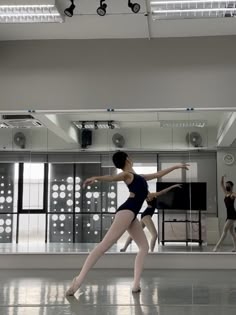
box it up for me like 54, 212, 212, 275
80, 129, 92, 149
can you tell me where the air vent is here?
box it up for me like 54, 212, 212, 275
0, 122, 9, 129
1, 115, 43, 129
2, 115, 33, 120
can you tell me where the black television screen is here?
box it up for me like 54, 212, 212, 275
155, 182, 207, 211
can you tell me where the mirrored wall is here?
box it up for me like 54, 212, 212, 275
0, 109, 235, 254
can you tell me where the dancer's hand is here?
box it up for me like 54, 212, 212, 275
83, 177, 97, 188
221, 175, 226, 182
173, 184, 182, 189
146, 193, 156, 202
176, 164, 189, 170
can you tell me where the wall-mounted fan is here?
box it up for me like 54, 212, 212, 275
186, 132, 202, 148
112, 133, 125, 148
14, 132, 26, 149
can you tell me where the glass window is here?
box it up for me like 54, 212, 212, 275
22, 163, 45, 210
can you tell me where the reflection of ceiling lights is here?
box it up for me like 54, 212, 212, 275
73, 121, 120, 129
160, 120, 207, 128
151, 0, 236, 20
0, 0, 63, 24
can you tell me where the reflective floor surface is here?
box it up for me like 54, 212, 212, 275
1, 269, 236, 314
0, 242, 231, 254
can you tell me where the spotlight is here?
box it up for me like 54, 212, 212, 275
108, 121, 115, 129
97, 0, 107, 16
64, 0, 76, 17
94, 121, 98, 130
128, 0, 140, 13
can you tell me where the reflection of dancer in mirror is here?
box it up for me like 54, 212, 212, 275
213, 175, 236, 252
120, 184, 182, 253
66, 151, 189, 295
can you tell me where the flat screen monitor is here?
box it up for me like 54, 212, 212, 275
155, 182, 207, 211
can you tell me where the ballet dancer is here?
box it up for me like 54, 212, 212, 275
120, 184, 182, 253
66, 151, 189, 295
213, 175, 236, 252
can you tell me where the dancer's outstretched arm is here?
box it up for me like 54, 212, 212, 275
221, 175, 227, 194
83, 172, 132, 187
147, 184, 182, 201
142, 164, 189, 181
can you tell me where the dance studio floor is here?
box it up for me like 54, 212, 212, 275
1, 269, 236, 315
0, 242, 227, 253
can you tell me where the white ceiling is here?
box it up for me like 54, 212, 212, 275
1, 0, 236, 40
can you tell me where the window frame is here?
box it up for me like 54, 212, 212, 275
18, 163, 48, 214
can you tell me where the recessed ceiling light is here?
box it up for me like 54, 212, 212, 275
73, 121, 120, 129
0, 0, 64, 23
151, 0, 236, 20
160, 120, 207, 128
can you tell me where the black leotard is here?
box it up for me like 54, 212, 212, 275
116, 173, 148, 219
224, 195, 236, 220
141, 198, 156, 219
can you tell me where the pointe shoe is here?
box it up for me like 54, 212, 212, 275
120, 248, 126, 252
66, 277, 79, 296
66, 288, 75, 296
132, 286, 141, 293
212, 247, 218, 252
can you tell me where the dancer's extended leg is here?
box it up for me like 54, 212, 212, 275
213, 220, 233, 252
142, 216, 158, 252
229, 223, 236, 251
120, 221, 145, 252
127, 219, 149, 292
66, 210, 135, 295
120, 235, 133, 252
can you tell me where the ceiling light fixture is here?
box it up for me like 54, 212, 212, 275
151, 0, 236, 20
160, 120, 207, 128
64, 0, 76, 17
97, 0, 107, 16
73, 121, 120, 129
0, 0, 64, 23
128, 0, 141, 13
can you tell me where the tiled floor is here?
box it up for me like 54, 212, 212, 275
1, 269, 236, 314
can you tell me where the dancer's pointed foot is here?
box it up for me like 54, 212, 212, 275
132, 286, 141, 293
213, 247, 218, 252
66, 277, 79, 296
120, 248, 126, 252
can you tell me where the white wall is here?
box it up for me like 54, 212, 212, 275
0, 37, 236, 111
0, 126, 217, 151
217, 149, 236, 245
